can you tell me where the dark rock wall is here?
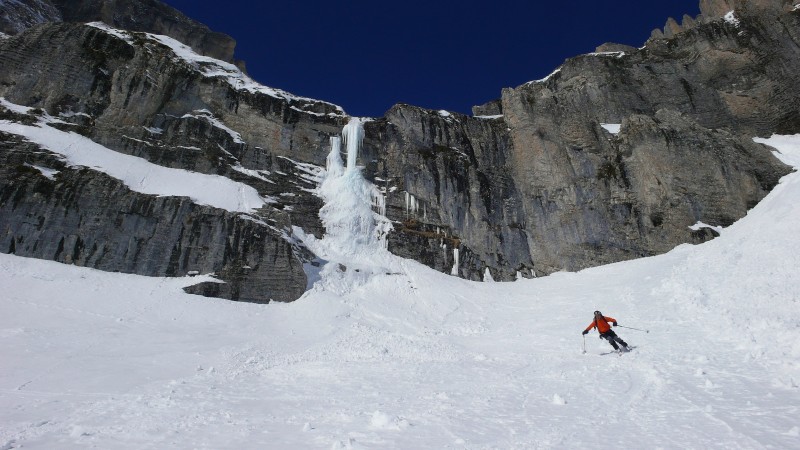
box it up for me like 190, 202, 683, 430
0, 0, 61, 35
0, 133, 306, 302
376, 5, 797, 278
0, 23, 345, 167
50, 0, 238, 63
0, 22, 336, 302
363, 107, 531, 280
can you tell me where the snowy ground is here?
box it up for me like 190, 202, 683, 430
2, 135, 800, 449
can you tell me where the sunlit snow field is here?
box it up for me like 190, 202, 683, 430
2, 134, 800, 449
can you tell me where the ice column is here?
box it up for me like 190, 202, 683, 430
327, 136, 344, 178
484, 267, 495, 282
405, 192, 421, 218
342, 118, 364, 172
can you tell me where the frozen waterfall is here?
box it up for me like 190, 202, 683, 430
315, 117, 391, 255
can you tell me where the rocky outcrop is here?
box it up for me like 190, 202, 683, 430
0, 0, 61, 35
652, 0, 799, 40
49, 0, 238, 63
594, 43, 637, 54
0, 0, 239, 65
392, 2, 797, 279
699, 0, 795, 18
365, 106, 524, 280
0, 23, 338, 302
372, 102, 788, 280
0, 121, 307, 302
0, 22, 345, 165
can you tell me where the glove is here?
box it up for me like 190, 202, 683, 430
582, 330, 588, 335
613, 322, 618, 327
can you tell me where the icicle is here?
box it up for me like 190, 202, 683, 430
451, 248, 459, 276
342, 117, 364, 172
326, 136, 344, 179
372, 192, 386, 217
404, 192, 423, 218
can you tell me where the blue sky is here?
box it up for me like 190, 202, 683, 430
161, 1, 700, 117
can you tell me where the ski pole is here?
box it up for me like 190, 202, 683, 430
582, 335, 586, 353
617, 325, 649, 333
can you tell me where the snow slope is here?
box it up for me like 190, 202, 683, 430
0, 116, 266, 213
2, 136, 800, 449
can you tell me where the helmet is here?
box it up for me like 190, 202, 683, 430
594, 310, 602, 316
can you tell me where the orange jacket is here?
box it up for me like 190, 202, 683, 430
585, 316, 617, 334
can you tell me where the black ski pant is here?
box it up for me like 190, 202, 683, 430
600, 330, 628, 350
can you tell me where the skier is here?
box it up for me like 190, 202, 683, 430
582, 310, 630, 352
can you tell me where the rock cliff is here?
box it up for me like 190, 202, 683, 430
0, 0, 61, 35
1, 0, 798, 301
1, 0, 238, 64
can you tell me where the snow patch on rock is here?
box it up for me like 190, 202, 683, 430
600, 123, 621, 134
724, 10, 740, 27
0, 113, 265, 213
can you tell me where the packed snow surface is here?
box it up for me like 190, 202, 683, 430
2, 136, 800, 448
0, 117, 265, 213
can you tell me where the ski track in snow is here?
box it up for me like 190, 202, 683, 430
2, 136, 800, 448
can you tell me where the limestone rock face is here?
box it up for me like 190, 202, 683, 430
49, 0, 238, 62
0, 0, 238, 64
594, 43, 637, 53
0, 130, 307, 303
0, 0, 798, 300
652, 0, 796, 41
366, 106, 526, 280
699, 0, 792, 19
0, 0, 61, 35
0, 24, 337, 302
382, 4, 797, 278
0, 22, 345, 164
